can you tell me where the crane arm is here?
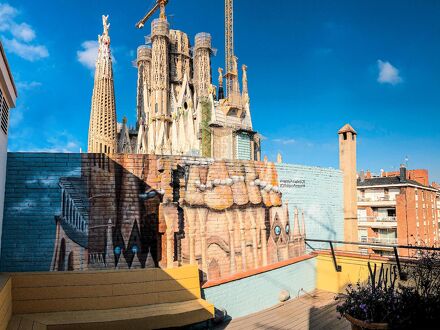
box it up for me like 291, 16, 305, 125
136, 2, 161, 29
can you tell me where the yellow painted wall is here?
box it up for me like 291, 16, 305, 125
316, 253, 392, 293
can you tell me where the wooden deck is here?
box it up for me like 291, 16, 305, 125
214, 290, 350, 330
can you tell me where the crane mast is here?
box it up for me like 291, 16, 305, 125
225, 0, 235, 98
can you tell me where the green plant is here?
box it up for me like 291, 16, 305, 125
336, 263, 400, 325
336, 251, 440, 329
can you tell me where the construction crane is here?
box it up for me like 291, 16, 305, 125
136, 0, 169, 29
224, 0, 235, 97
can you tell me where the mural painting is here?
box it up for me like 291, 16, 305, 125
50, 154, 306, 281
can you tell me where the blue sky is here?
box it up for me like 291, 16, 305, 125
1, 0, 439, 181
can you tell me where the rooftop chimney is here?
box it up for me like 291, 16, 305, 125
400, 164, 407, 183
360, 170, 365, 182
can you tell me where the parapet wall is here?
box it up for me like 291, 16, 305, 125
0, 153, 343, 284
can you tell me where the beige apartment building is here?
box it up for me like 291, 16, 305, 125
0, 41, 17, 253
357, 166, 439, 256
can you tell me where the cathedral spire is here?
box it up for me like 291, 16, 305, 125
88, 15, 117, 154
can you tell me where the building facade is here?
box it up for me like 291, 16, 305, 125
0, 41, 17, 254
88, 7, 260, 161
357, 166, 439, 256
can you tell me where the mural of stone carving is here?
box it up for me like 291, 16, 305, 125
50, 154, 305, 281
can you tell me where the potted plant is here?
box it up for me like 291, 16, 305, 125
336, 250, 440, 330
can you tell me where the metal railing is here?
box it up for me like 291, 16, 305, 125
369, 237, 398, 244
358, 216, 397, 222
305, 238, 440, 280
358, 196, 394, 202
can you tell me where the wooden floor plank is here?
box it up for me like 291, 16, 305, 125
6, 316, 21, 330
214, 289, 347, 330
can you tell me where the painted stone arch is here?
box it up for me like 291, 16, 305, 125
206, 241, 230, 281
57, 238, 66, 271
208, 258, 220, 280
67, 251, 74, 271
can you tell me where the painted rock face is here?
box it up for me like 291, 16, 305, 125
204, 161, 233, 211
184, 166, 204, 206
244, 162, 262, 205
229, 164, 249, 206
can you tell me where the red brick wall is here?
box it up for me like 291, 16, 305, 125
396, 187, 439, 256
383, 169, 429, 186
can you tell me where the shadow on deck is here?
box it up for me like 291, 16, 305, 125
213, 289, 350, 330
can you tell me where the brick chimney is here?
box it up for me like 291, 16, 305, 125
400, 164, 407, 183
360, 170, 365, 182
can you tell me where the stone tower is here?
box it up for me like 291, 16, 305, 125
88, 15, 117, 154
136, 46, 152, 130
149, 18, 170, 154
135, 46, 152, 154
338, 124, 358, 243
193, 33, 212, 99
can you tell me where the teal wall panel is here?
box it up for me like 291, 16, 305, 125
276, 163, 344, 243
202, 257, 317, 319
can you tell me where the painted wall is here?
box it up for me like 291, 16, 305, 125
202, 257, 317, 318
316, 253, 393, 293
276, 163, 344, 242
0, 153, 81, 271
1, 153, 342, 281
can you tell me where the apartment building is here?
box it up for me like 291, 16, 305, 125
0, 41, 17, 253
357, 165, 439, 256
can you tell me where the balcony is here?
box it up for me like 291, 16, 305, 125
357, 195, 396, 207
359, 236, 398, 249
368, 237, 398, 245
358, 216, 397, 228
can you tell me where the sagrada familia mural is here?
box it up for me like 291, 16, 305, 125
51, 154, 306, 281
69, 1, 304, 282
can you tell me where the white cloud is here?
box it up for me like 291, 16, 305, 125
8, 128, 82, 153
77, 40, 116, 72
43, 131, 81, 153
273, 138, 297, 145
0, 3, 17, 30
3, 38, 48, 61
377, 60, 402, 85
9, 105, 23, 128
0, 3, 48, 61
11, 22, 35, 41
16, 80, 42, 90
77, 40, 99, 70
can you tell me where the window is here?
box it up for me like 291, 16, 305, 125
0, 91, 9, 135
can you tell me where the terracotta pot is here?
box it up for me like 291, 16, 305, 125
345, 314, 388, 330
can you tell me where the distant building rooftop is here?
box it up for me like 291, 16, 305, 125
357, 176, 438, 191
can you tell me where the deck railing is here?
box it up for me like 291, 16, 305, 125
306, 238, 440, 280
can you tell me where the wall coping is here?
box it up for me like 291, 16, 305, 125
313, 250, 393, 262
202, 254, 315, 289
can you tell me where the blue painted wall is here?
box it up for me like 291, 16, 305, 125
276, 164, 344, 243
202, 257, 317, 319
0, 153, 81, 271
